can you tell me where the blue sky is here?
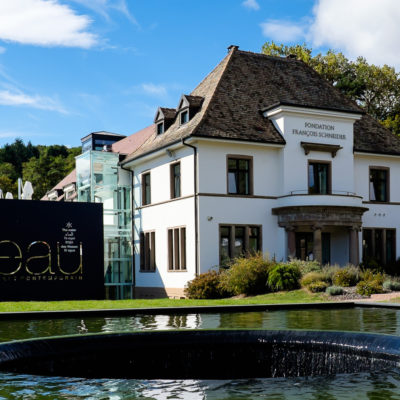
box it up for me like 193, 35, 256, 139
0, 0, 399, 147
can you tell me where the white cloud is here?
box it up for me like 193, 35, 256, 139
141, 83, 168, 98
259, 0, 400, 69
0, 89, 67, 113
0, 0, 98, 48
70, 0, 139, 26
242, 0, 260, 11
260, 20, 306, 42
0, 47, 5, 54
310, 0, 400, 68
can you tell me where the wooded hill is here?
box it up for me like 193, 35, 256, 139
0, 139, 80, 200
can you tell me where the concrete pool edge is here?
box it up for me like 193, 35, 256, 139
0, 300, 397, 320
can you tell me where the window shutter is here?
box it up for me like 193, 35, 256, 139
140, 232, 145, 270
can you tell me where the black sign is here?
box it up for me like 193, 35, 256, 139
0, 199, 104, 301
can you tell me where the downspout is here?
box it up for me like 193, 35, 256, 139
119, 163, 136, 293
181, 138, 199, 276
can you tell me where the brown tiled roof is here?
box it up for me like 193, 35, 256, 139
123, 47, 400, 162
51, 169, 76, 191
41, 169, 76, 200
158, 107, 176, 120
354, 114, 400, 155
182, 95, 204, 108
112, 125, 154, 155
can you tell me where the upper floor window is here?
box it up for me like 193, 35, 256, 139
369, 167, 389, 202
170, 162, 181, 199
227, 156, 253, 195
308, 161, 331, 195
142, 172, 151, 206
157, 122, 164, 135
180, 110, 189, 125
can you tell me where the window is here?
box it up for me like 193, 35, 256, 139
227, 156, 252, 195
363, 228, 396, 265
369, 167, 389, 202
308, 161, 331, 194
168, 227, 186, 270
142, 172, 151, 206
157, 122, 164, 135
180, 110, 189, 125
219, 225, 261, 265
140, 231, 156, 271
170, 162, 181, 198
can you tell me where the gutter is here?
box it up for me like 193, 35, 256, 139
181, 138, 199, 277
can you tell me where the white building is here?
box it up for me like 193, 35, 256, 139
121, 46, 400, 298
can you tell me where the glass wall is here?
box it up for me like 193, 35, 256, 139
76, 151, 133, 299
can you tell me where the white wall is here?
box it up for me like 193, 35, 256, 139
197, 140, 282, 196
131, 146, 196, 289
198, 196, 284, 273
270, 112, 356, 196
355, 153, 400, 259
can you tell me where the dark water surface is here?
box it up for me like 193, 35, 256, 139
1, 307, 400, 399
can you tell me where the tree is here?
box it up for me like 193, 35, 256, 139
262, 42, 400, 135
22, 146, 79, 200
0, 139, 81, 199
0, 176, 17, 197
0, 139, 39, 177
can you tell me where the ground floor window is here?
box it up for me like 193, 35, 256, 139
168, 227, 186, 271
363, 228, 396, 266
219, 225, 261, 265
140, 231, 156, 271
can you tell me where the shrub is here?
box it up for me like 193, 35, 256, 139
356, 269, 384, 296
321, 265, 341, 285
219, 253, 271, 296
308, 280, 329, 293
184, 270, 227, 299
267, 263, 301, 291
326, 286, 344, 296
332, 265, 360, 287
300, 271, 329, 287
287, 259, 321, 276
356, 279, 383, 296
383, 279, 400, 292
360, 269, 385, 284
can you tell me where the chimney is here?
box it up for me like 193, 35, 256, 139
227, 45, 239, 53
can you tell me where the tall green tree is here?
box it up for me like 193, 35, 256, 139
262, 42, 400, 135
0, 139, 39, 177
22, 146, 79, 200
0, 139, 80, 200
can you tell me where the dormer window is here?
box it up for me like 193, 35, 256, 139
157, 122, 164, 135
177, 94, 204, 126
180, 110, 189, 125
154, 107, 176, 135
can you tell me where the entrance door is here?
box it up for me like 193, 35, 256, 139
295, 232, 331, 264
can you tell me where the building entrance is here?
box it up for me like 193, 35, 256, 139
296, 232, 330, 265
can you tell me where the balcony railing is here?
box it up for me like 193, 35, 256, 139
276, 190, 363, 208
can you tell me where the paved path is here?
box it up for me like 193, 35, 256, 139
359, 291, 400, 302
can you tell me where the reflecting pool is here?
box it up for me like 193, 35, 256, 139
1, 307, 400, 342
1, 307, 400, 399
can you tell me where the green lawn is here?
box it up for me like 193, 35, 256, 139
0, 290, 326, 313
